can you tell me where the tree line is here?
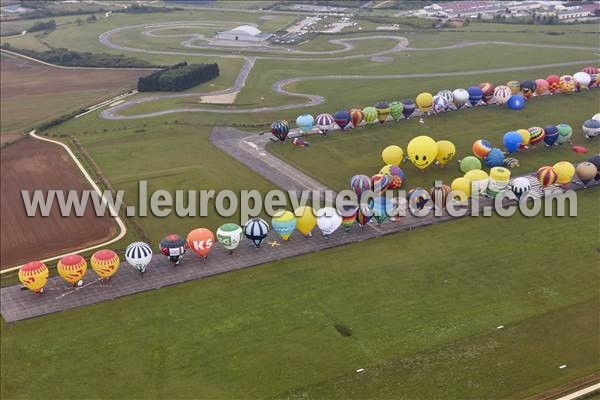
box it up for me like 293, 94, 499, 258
138, 62, 220, 92
0, 43, 157, 68
28, 19, 56, 32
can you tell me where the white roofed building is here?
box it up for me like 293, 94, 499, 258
216, 25, 273, 42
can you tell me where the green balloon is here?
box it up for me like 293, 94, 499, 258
363, 106, 378, 124
460, 156, 482, 174
556, 123, 573, 145
390, 101, 404, 121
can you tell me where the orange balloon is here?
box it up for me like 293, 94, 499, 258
57, 254, 87, 285
90, 249, 120, 279
186, 228, 215, 258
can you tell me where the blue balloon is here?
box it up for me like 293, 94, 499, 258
402, 100, 415, 119
334, 110, 351, 130
484, 148, 505, 168
507, 95, 525, 110
543, 125, 559, 147
467, 86, 483, 106
503, 131, 522, 154
296, 114, 314, 133
371, 196, 393, 225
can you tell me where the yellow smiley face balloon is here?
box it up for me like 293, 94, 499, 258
407, 136, 438, 170
435, 140, 456, 167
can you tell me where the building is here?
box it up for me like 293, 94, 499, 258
215, 25, 273, 42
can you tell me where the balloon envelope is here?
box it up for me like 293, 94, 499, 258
511, 177, 531, 199
389, 101, 404, 121
271, 120, 289, 141
436, 140, 455, 166
552, 161, 575, 185
382, 145, 404, 166
472, 139, 493, 158
271, 210, 297, 240
350, 174, 372, 200
575, 161, 598, 184
402, 100, 415, 119
316, 207, 342, 235
349, 108, 364, 128
556, 123, 573, 144
543, 125, 559, 146
19, 261, 49, 293
296, 114, 314, 133
467, 86, 483, 105
460, 156, 482, 173
537, 166, 558, 187
452, 89, 469, 108
407, 136, 437, 170
244, 218, 269, 247
125, 242, 153, 272
90, 249, 120, 279
507, 95, 525, 110
187, 228, 215, 258
371, 196, 392, 224
503, 131, 522, 153
57, 254, 87, 285
493, 85, 512, 104
315, 113, 334, 134
484, 148, 505, 168
295, 206, 317, 236
415, 92, 433, 112
216, 223, 243, 251
583, 119, 600, 140
334, 110, 351, 130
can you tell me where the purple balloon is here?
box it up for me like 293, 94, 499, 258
402, 100, 415, 119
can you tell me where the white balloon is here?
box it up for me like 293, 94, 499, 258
452, 89, 469, 108
573, 71, 591, 89
125, 242, 153, 273
316, 207, 342, 236
511, 177, 531, 199
592, 113, 600, 121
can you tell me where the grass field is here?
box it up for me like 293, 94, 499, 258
269, 90, 600, 192
2, 189, 598, 399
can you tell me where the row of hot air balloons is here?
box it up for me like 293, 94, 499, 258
18, 250, 121, 294
536, 156, 600, 189
270, 66, 598, 141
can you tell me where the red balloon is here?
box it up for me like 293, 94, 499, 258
572, 145, 588, 154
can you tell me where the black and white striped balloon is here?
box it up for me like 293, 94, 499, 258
510, 177, 531, 199
244, 218, 270, 248
125, 242, 153, 273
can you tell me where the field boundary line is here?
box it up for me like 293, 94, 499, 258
555, 383, 600, 400
0, 131, 127, 274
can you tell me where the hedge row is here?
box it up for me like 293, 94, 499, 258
137, 62, 220, 92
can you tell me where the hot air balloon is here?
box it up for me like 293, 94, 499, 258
430, 184, 451, 211
339, 205, 358, 232
493, 85, 512, 105
437, 90, 454, 109
436, 140, 455, 167
451, 177, 471, 205
582, 66, 597, 87
552, 161, 575, 186
543, 125, 559, 147
516, 128, 530, 148
432, 95, 449, 113
362, 106, 378, 124
559, 75, 575, 93
507, 80, 521, 94
408, 188, 432, 214
460, 155, 482, 173
244, 218, 269, 247
520, 80, 536, 99
467, 86, 483, 106
484, 148, 504, 168
507, 95, 525, 110
452, 89, 469, 109
503, 157, 520, 168
511, 177, 531, 199
356, 203, 372, 227
556, 124, 573, 145
583, 119, 600, 140
315, 113, 334, 134
90, 249, 120, 280
216, 223, 243, 252
292, 137, 310, 147
546, 75, 560, 93
19, 261, 49, 294
271, 120, 289, 141
371, 173, 390, 195
125, 242, 153, 274
379, 165, 404, 189
472, 139, 493, 159
479, 82, 495, 103
187, 228, 214, 259
295, 206, 317, 237
464, 169, 489, 194
159, 234, 186, 265
402, 100, 415, 119
535, 79, 549, 95
407, 136, 437, 170
271, 210, 297, 240
575, 161, 598, 187
375, 101, 390, 123
334, 110, 351, 130
389, 101, 403, 121
537, 166, 558, 188
350, 174, 372, 200
528, 126, 545, 146
296, 114, 314, 133
572, 145, 588, 154
316, 207, 342, 236
416, 92, 433, 113
589, 155, 600, 180
594, 113, 600, 121
57, 254, 87, 286
503, 131, 522, 154
573, 71, 591, 91
382, 145, 404, 166
371, 196, 392, 224
487, 167, 511, 198
390, 196, 408, 221
349, 108, 364, 128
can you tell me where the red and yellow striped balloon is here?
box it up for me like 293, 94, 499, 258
528, 127, 545, 146
349, 108, 364, 128
430, 185, 452, 211
537, 166, 558, 187
18, 261, 49, 293
57, 254, 87, 285
90, 249, 120, 279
